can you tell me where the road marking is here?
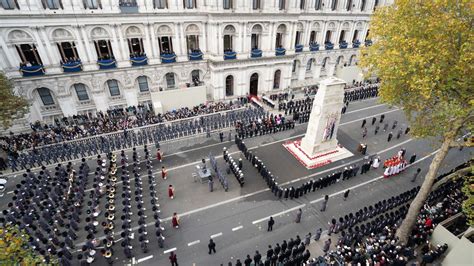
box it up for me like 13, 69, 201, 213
136, 255, 153, 264
210, 232, 223, 239
232, 225, 244, 231
252, 204, 306, 224
309, 149, 439, 204
187, 240, 200, 246
163, 247, 177, 254
345, 104, 386, 114
6, 191, 13, 194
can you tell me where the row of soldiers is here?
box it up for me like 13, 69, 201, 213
343, 83, 379, 102
223, 148, 244, 187
7, 107, 266, 171
281, 97, 314, 116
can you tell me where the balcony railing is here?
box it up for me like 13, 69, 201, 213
161, 52, 177, 64
324, 42, 334, 50
352, 40, 361, 48
62, 60, 82, 72
224, 51, 237, 60
250, 48, 262, 58
20, 65, 45, 77
365, 39, 373, 46
97, 59, 116, 70
295, 44, 304, 53
130, 55, 148, 66
188, 50, 203, 61
339, 41, 348, 49
275, 47, 286, 56
309, 43, 320, 51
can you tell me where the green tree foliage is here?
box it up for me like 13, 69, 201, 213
0, 224, 54, 265
0, 72, 29, 129
359, 0, 473, 244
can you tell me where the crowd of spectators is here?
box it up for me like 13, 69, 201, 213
0, 101, 241, 153
310, 173, 465, 265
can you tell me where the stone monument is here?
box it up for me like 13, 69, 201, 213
283, 77, 353, 169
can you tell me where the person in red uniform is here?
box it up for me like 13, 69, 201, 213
168, 184, 175, 199
161, 166, 168, 180
156, 149, 163, 162
169, 251, 178, 266
172, 213, 180, 229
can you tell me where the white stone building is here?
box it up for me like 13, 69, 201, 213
0, 0, 389, 124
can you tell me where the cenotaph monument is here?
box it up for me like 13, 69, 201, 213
283, 77, 353, 169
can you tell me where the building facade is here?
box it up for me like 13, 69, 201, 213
0, 0, 390, 124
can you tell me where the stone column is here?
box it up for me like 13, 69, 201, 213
177, 22, 187, 61
312, 63, 322, 79
143, 23, 153, 60
0, 39, 20, 68
113, 24, 130, 67
29, 27, 51, 67
148, 24, 159, 60
110, 24, 125, 67
327, 62, 336, 76
298, 63, 306, 81
201, 22, 208, 54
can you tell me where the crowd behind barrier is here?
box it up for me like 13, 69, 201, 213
6, 107, 266, 171
1, 101, 242, 153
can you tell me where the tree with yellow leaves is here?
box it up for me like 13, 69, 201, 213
0, 72, 29, 129
360, 0, 473, 244
0, 224, 53, 265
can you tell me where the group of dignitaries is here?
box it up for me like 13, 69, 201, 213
1, 144, 168, 265
235, 113, 295, 140
5, 106, 266, 172
343, 81, 380, 103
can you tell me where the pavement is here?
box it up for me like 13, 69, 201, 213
1, 97, 472, 266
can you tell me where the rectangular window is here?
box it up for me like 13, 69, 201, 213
300, 0, 305, 10
331, 0, 338, 11
108, 80, 120, 96
159, 37, 173, 53
1, 0, 18, 9
314, 0, 321, 10
154, 0, 166, 8
38, 88, 54, 106
74, 84, 89, 101
138, 76, 149, 92
251, 34, 259, 50
276, 33, 283, 47
295, 31, 302, 45
166, 74, 176, 89
186, 35, 199, 53
279, 0, 285, 10
223, 0, 232, 9
223, 35, 233, 51
252, 0, 260, 10
183, 0, 196, 9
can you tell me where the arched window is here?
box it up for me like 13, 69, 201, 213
225, 75, 234, 96
339, 30, 346, 43
331, 0, 337, 11
360, 0, 366, 11
273, 70, 281, 89
223, 25, 235, 52
352, 30, 359, 42
15, 44, 43, 66
165, 73, 176, 89
306, 59, 314, 71
275, 24, 286, 48
309, 31, 316, 44
74, 84, 89, 101
137, 76, 149, 92
325, 30, 332, 43
349, 55, 357, 65
314, 0, 322, 10
107, 80, 120, 96
37, 88, 54, 106
223, 0, 232, 9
